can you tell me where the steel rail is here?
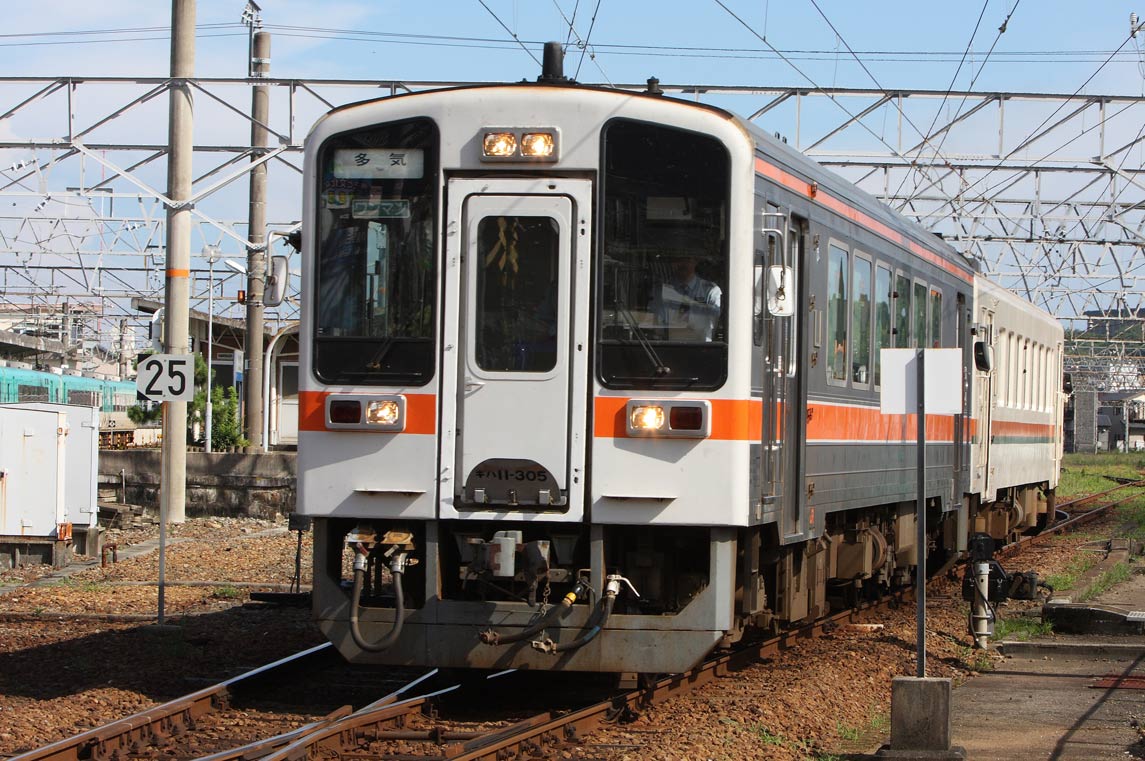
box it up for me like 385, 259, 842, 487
16, 484, 1135, 760
999, 479, 1145, 558
8, 642, 336, 761
242, 596, 901, 761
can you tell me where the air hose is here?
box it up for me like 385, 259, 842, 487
480, 579, 589, 646
349, 547, 407, 653
532, 573, 637, 655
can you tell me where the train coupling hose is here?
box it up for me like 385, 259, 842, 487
349, 544, 414, 653
532, 573, 639, 655
480, 578, 589, 646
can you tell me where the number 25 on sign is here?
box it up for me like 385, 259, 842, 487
136, 354, 196, 402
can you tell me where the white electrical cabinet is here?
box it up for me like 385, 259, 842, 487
0, 405, 68, 538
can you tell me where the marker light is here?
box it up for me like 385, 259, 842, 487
366, 399, 401, 427
329, 400, 361, 425
520, 132, 556, 158
483, 132, 517, 157
630, 405, 666, 432
327, 395, 406, 431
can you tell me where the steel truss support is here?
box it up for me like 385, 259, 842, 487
0, 77, 1139, 387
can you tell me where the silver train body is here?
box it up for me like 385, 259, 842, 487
297, 79, 1064, 674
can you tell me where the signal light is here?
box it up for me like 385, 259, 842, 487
329, 400, 361, 424
237, 289, 247, 304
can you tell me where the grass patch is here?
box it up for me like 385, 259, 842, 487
1045, 554, 1099, 592
992, 616, 1053, 641
720, 717, 809, 753
212, 585, 244, 600
957, 646, 995, 672
56, 577, 110, 593
1076, 561, 1132, 603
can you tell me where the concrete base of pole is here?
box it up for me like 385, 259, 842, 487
876, 677, 965, 759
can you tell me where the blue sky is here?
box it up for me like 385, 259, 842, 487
2, 1, 1143, 96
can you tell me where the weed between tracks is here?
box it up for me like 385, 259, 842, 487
1045, 554, 1100, 592
992, 616, 1053, 641
1076, 561, 1133, 602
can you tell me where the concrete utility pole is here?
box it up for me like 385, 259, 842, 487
245, 30, 270, 451
160, 0, 195, 525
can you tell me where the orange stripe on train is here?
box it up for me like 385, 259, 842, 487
298, 390, 437, 434
595, 398, 979, 442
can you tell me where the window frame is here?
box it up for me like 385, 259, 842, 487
826, 240, 850, 387
851, 251, 873, 389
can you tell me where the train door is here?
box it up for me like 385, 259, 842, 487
439, 178, 591, 522
778, 215, 808, 541
974, 308, 995, 497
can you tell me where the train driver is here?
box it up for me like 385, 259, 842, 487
649, 255, 722, 342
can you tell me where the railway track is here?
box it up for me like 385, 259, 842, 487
8, 596, 900, 760
12, 480, 1144, 760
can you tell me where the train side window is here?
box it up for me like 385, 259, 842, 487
827, 243, 849, 384
1015, 336, 1024, 409
1039, 345, 1047, 411
894, 272, 910, 347
995, 330, 1007, 407
17, 383, 48, 403
912, 281, 927, 349
851, 253, 872, 387
874, 264, 892, 387
1012, 331, 1021, 402
1030, 338, 1039, 409
929, 288, 942, 348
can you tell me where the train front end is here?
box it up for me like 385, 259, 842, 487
299, 81, 758, 673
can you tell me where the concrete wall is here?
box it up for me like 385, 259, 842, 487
99, 450, 296, 519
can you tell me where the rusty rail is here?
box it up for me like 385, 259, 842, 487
8, 642, 336, 761
1000, 479, 1145, 557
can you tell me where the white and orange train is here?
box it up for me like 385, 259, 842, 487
293, 49, 1064, 675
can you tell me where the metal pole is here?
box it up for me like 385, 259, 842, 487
916, 348, 927, 678
245, 30, 270, 451
205, 253, 214, 453
158, 0, 196, 623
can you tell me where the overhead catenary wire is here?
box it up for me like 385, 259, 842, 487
806, 0, 960, 201
476, 0, 542, 67
573, 0, 606, 81
892, 0, 994, 205
4, 22, 1138, 66
899, 1, 1022, 207
712, 0, 938, 185
925, 33, 1138, 226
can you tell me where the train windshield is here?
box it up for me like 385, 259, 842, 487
313, 118, 438, 385
598, 119, 730, 389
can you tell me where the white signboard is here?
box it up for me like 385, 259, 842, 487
136, 354, 196, 402
333, 148, 424, 179
880, 348, 962, 415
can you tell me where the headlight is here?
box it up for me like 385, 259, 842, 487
630, 405, 666, 432
366, 399, 401, 426
483, 132, 517, 157
520, 132, 555, 157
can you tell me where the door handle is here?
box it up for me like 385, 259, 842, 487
464, 378, 485, 395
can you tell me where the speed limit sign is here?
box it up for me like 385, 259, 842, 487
136, 354, 196, 402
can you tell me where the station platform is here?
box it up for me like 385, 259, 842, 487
948, 545, 1145, 759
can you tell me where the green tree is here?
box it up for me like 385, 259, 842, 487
211, 385, 249, 450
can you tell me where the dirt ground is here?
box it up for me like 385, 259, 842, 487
0, 512, 1111, 759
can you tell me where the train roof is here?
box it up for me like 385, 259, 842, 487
730, 111, 978, 276
322, 80, 977, 276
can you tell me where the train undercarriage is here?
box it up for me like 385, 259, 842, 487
312, 484, 1053, 673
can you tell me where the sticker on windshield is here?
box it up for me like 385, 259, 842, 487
352, 199, 411, 219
